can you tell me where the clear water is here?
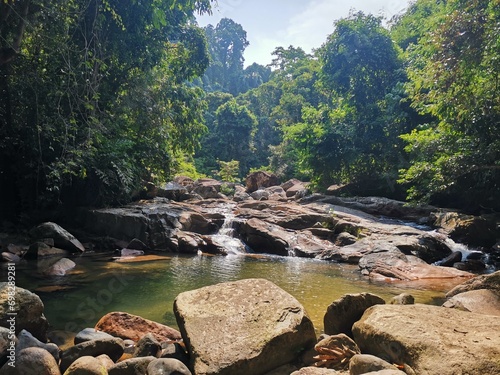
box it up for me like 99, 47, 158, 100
5, 252, 464, 335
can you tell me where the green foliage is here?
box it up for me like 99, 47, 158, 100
217, 160, 240, 182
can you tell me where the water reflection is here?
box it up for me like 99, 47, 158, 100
9, 253, 460, 334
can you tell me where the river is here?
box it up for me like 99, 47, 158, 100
9, 252, 465, 335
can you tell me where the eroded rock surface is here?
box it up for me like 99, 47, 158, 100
174, 278, 316, 375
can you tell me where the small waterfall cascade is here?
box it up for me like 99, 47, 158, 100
430, 230, 493, 271
211, 208, 247, 255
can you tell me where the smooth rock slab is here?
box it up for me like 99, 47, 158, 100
352, 304, 500, 375
174, 278, 316, 375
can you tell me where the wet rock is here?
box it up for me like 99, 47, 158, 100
0, 283, 49, 342
245, 171, 279, 193
147, 358, 192, 375
108, 356, 156, 375
25, 242, 69, 259
324, 293, 385, 337
174, 278, 316, 375
390, 293, 415, 305
43, 258, 76, 276
126, 238, 149, 251
60, 337, 125, 372
63, 355, 108, 375
238, 218, 291, 256
434, 251, 462, 267
120, 248, 144, 257
0, 347, 61, 375
95, 312, 182, 343
175, 231, 206, 254
29, 222, 85, 253
349, 354, 401, 374
133, 333, 161, 358
74, 328, 115, 344
443, 289, 500, 316
352, 304, 500, 375
16, 329, 60, 362
432, 211, 497, 248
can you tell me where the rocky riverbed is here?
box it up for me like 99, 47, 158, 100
0, 173, 499, 374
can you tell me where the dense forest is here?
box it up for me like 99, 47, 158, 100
0, 0, 498, 222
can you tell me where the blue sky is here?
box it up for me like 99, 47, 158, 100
197, 0, 411, 67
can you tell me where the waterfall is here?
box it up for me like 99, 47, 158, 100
211, 210, 247, 255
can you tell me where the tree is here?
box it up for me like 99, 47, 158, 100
0, 0, 215, 218
399, 0, 500, 211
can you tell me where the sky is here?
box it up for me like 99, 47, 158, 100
196, 0, 412, 67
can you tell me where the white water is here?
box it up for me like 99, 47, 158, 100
211, 210, 247, 255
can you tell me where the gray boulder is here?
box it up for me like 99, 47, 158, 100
352, 304, 500, 375
147, 358, 192, 375
62, 356, 108, 375
30, 222, 85, 253
60, 338, 124, 372
0, 283, 49, 342
133, 333, 161, 358
43, 258, 76, 276
74, 328, 115, 344
16, 329, 59, 361
174, 278, 316, 375
0, 347, 60, 375
108, 356, 156, 375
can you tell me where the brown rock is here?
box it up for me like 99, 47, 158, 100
60, 337, 124, 372
445, 270, 500, 298
352, 304, 500, 375
245, 171, 279, 193
95, 312, 181, 343
63, 356, 108, 375
324, 293, 385, 337
443, 289, 500, 316
0, 347, 61, 375
174, 278, 316, 375
108, 356, 156, 375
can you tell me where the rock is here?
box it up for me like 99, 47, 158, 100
74, 328, 115, 344
290, 367, 337, 375
238, 218, 291, 256
245, 171, 279, 193
286, 182, 309, 198
147, 358, 192, 375
349, 354, 401, 375
120, 249, 144, 257
0, 347, 61, 375
352, 304, 500, 375
60, 337, 125, 372
1, 253, 20, 263
25, 242, 69, 259
434, 251, 462, 267
432, 211, 497, 247
95, 312, 182, 343
133, 333, 161, 357
191, 179, 222, 199
16, 329, 60, 361
250, 189, 270, 201
360, 370, 406, 375
0, 283, 49, 342
313, 334, 360, 369
173, 278, 316, 375
62, 356, 108, 375
126, 238, 149, 251
43, 258, 76, 276
443, 289, 500, 316
281, 179, 302, 192
323, 293, 385, 337
108, 356, 156, 375
389, 293, 414, 305
173, 176, 194, 187
29, 222, 85, 253
175, 231, 206, 254
160, 343, 189, 364
334, 232, 357, 246
96, 354, 114, 370
6, 244, 24, 256
445, 270, 500, 298
0, 327, 13, 367
157, 182, 190, 201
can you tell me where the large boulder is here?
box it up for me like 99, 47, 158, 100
352, 304, 500, 375
43, 258, 76, 276
0, 347, 61, 375
238, 218, 292, 256
94, 311, 182, 343
157, 182, 190, 201
173, 278, 316, 375
29, 222, 84, 253
191, 179, 222, 199
0, 283, 49, 342
245, 171, 279, 193
445, 270, 500, 298
443, 289, 500, 316
60, 337, 125, 372
323, 293, 385, 337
